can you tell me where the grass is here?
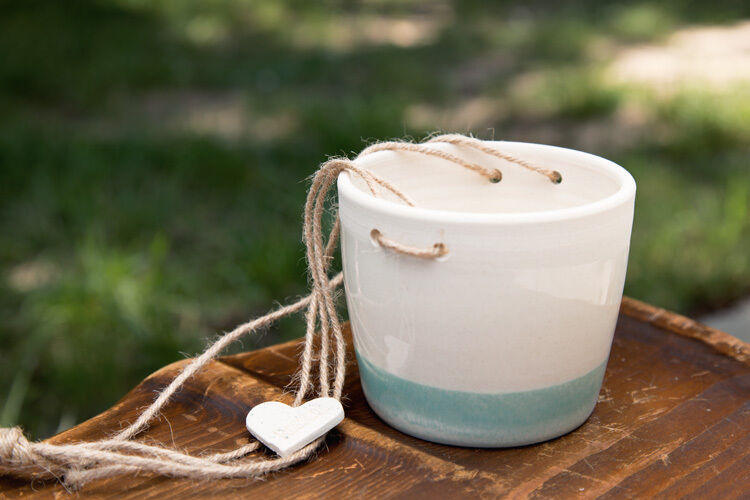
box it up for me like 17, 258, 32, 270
1, 0, 749, 438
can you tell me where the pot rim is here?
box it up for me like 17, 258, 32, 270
337, 140, 636, 226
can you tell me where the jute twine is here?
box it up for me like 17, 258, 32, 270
0, 134, 559, 489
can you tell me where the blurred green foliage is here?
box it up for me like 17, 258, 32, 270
1, 0, 749, 437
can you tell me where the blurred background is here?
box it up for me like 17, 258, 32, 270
1, 0, 749, 439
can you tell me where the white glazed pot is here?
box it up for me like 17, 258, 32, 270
337, 141, 636, 447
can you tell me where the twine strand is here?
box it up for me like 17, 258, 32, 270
427, 134, 562, 183
360, 141, 503, 182
0, 136, 555, 489
370, 229, 448, 259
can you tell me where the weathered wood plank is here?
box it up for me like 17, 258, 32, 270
1, 298, 748, 498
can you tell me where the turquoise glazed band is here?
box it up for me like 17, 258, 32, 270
356, 351, 607, 447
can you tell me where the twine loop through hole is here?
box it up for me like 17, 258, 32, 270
370, 229, 449, 260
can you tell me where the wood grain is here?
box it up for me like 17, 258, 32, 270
1, 297, 748, 498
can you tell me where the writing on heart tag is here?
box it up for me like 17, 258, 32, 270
246, 397, 345, 457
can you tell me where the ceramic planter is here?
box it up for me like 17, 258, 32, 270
338, 141, 636, 447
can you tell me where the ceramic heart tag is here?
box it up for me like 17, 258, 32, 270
246, 397, 344, 457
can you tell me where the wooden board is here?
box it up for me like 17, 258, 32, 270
1, 297, 749, 498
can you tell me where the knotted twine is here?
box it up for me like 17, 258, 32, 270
0, 134, 560, 489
